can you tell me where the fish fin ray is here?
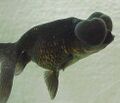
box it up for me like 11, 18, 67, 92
0, 59, 16, 103
44, 71, 59, 99
15, 51, 30, 75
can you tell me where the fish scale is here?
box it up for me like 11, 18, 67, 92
32, 39, 70, 71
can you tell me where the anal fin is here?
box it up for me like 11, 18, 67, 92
15, 51, 30, 75
44, 71, 59, 99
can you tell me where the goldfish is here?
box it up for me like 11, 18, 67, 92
0, 12, 114, 103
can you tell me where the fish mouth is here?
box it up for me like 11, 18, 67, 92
103, 31, 115, 44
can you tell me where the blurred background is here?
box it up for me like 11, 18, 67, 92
0, 0, 120, 103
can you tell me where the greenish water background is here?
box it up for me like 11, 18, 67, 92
0, 0, 120, 103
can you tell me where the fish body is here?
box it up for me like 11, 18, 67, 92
17, 17, 86, 71
0, 12, 114, 103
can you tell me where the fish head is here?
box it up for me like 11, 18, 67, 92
74, 18, 114, 53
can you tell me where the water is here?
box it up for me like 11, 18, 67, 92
0, 0, 120, 103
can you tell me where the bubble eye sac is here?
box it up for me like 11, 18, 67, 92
74, 18, 107, 46
100, 15, 113, 32
88, 12, 113, 32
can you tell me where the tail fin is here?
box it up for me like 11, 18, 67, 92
0, 43, 17, 103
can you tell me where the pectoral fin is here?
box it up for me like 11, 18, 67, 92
44, 71, 59, 99
57, 53, 73, 71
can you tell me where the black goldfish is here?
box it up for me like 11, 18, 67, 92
0, 12, 114, 103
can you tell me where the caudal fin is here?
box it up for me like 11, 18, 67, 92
0, 43, 17, 103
